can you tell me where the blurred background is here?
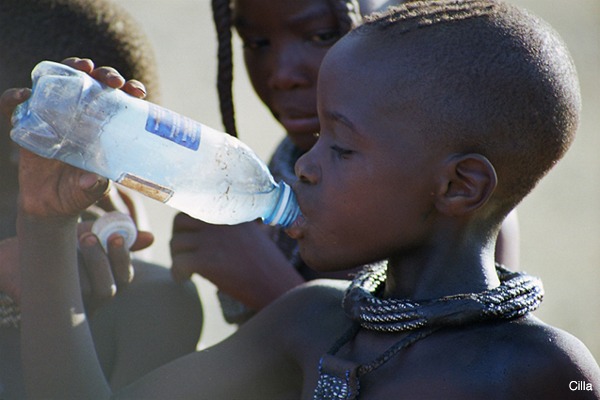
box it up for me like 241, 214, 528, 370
117, 0, 600, 357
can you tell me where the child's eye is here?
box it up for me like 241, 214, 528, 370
242, 37, 270, 50
309, 30, 341, 46
331, 145, 353, 159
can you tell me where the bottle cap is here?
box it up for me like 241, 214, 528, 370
265, 182, 301, 228
91, 211, 137, 251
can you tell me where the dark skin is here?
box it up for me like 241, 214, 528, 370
170, 0, 520, 315
0, 54, 152, 305
0, 58, 152, 309
0, 58, 202, 393
7, 25, 599, 398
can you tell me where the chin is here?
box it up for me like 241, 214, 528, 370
299, 250, 356, 275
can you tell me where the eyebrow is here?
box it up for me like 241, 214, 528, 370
323, 109, 361, 137
287, 5, 334, 27
234, 5, 333, 30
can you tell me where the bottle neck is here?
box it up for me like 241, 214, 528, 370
264, 181, 301, 228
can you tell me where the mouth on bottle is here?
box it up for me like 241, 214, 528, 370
264, 181, 301, 228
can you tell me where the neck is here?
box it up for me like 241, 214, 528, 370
383, 236, 500, 301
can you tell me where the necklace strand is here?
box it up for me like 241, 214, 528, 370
343, 262, 544, 332
313, 263, 544, 399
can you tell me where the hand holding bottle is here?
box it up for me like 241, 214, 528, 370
1, 57, 145, 218
0, 58, 153, 314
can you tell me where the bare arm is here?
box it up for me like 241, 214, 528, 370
19, 212, 113, 398
19, 211, 303, 399
20, 201, 311, 398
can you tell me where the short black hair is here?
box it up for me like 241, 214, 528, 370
354, 0, 580, 217
0, 0, 160, 238
0, 0, 159, 99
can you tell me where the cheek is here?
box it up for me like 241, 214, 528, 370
244, 57, 271, 102
297, 177, 389, 268
310, 172, 432, 266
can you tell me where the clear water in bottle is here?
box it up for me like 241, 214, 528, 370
10, 61, 300, 227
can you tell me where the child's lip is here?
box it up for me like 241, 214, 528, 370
284, 214, 305, 240
278, 115, 319, 134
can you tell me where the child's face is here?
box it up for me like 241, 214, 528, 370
233, 0, 343, 151
287, 35, 443, 271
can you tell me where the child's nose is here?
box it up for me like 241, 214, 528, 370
267, 44, 310, 91
294, 151, 320, 184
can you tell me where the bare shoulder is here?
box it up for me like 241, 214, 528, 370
281, 278, 350, 308
240, 278, 353, 348
497, 316, 600, 398
255, 278, 351, 334
403, 315, 600, 399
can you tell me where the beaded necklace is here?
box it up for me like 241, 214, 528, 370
312, 262, 544, 399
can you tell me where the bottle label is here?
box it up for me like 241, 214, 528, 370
145, 104, 201, 150
117, 173, 174, 203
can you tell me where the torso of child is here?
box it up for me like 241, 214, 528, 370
248, 280, 600, 400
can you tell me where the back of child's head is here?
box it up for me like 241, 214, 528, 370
0, 0, 159, 237
0, 0, 159, 99
351, 0, 580, 220
210, 0, 362, 137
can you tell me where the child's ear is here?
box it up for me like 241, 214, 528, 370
435, 153, 497, 216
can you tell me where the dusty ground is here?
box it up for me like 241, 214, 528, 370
118, 0, 600, 359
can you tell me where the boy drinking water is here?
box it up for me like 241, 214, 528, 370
5, 0, 600, 398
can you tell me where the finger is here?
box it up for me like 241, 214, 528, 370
171, 260, 194, 282
171, 252, 201, 282
106, 234, 134, 288
114, 188, 138, 220
169, 231, 201, 254
122, 80, 147, 99
130, 230, 154, 252
96, 186, 129, 215
89, 66, 126, 89
0, 88, 30, 118
78, 256, 92, 300
18, 149, 106, 217
61, 57, 94, 74
77, 220, 94, 237
78, 233, 117, 302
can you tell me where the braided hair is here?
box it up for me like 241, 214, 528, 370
210, 0, 362, 138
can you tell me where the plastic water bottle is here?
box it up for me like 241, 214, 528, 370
10, 61, 300, 227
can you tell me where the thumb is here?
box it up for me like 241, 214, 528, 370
79, 173, 111, 201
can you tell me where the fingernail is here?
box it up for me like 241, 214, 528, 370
17, 88, 31, 100
109, 235, 124, 248
81, 233, 98, 247
80, 174, 108, 192
134, 83, 146, 96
